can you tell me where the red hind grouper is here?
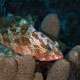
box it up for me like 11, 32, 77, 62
0, 19, 63, 61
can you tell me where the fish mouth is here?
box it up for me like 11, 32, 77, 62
38, 50, 63, 61
39, 55, 63, 61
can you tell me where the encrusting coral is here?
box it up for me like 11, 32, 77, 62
41, 14, 60, 37
0, 55, 43, 80
46, 45, 80, 80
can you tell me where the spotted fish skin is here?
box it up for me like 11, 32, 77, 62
0, 22, 63, 61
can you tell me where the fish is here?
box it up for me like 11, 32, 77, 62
0, 19, 63, 61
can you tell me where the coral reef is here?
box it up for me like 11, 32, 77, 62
46, 45, 80, 80
0, 55, 43, 80
41, 14, 60, 37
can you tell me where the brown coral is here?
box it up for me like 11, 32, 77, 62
46, 59, 70, 80
0, 57, 17, 80
41, 14, 60, 37
66, 45, 80, 80
46, 45, 80, 80
14, 55, 35, 80
0, 55, 43, 80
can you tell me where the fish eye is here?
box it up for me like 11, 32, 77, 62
47, 45, 52, 50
